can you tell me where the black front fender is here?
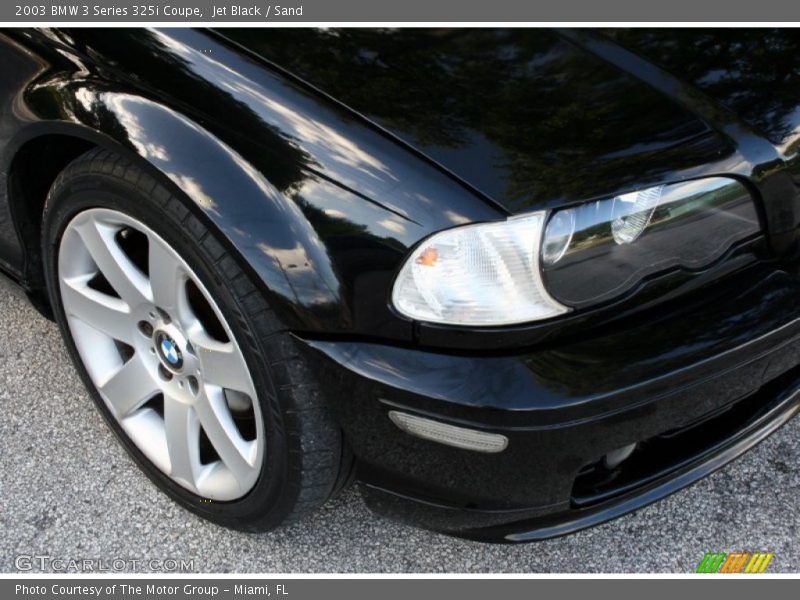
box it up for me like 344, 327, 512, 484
2, 28, 503, 340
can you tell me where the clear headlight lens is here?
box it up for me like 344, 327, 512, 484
391, 212, 569, 326
541, 177, 760, 307
541, 208, 576, 266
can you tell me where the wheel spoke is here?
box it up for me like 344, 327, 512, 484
148, 237, 185, 313
164, 396, 200, 487
192, 335, 252, 394
194, 389, 254, 485
61, 276, 135, 344
75, 219, 150, 307
99, 356, 160, 418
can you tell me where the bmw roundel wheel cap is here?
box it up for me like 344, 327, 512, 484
156, 332, 183, 370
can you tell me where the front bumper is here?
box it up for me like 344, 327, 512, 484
298, 266, 800, 542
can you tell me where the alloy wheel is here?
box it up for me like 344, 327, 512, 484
58, 208, 264, 501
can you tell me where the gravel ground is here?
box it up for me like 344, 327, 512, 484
0, 273, 798, 573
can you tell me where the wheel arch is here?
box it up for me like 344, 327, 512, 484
4, 125, 103, 315
3, 97, 342, 332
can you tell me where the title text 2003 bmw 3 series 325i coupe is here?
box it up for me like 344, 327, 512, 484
1, 28, 799, 542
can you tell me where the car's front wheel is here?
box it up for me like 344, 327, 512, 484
42, 148, 347, 530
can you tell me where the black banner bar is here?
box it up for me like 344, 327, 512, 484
4, 0, 800, 23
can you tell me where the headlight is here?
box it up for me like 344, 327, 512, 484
392, 176, 760, 326
541, 177, 760, 307
391, 212, 569, 325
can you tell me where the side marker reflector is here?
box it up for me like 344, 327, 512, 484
388, 410, 508, 453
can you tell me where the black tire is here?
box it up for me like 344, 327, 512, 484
41, 148, 348, 531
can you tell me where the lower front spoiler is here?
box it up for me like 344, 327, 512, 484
361, 373, 800, 543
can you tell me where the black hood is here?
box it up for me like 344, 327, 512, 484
604, 29, 800, 151
218, 28, 753, 214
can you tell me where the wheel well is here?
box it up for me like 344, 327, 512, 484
8, 134, 96, 303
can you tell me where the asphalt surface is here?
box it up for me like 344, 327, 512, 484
1, 273, 798, 574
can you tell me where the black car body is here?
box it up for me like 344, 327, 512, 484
1, 28, 799, 541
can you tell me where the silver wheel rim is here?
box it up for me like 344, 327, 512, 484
58, 208, 264, 501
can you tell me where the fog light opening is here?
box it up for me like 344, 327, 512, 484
388, 410, 508, 453
603, 442, 638, 470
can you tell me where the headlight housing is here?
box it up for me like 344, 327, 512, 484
540, 177, 760, 307
392, 177, 760, 326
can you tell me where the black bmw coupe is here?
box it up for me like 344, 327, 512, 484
0, 28, 798, 542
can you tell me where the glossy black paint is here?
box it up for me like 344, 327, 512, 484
219, 27, 800, 349
222, 28, 800, 248
0, 28, 799, 541
0, 27, 502, 342
302, 266, 800, 539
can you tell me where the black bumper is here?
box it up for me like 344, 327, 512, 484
298, 267, 800, 542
